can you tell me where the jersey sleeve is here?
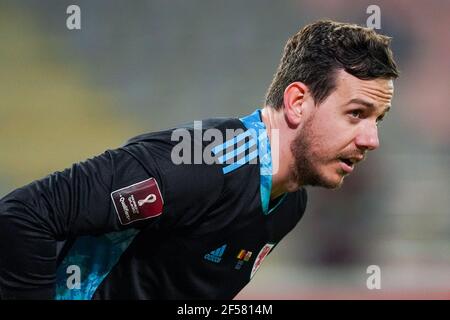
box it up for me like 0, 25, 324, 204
0, 125, 226, 299
0, 130, 224, 240
0, 149, 144, 239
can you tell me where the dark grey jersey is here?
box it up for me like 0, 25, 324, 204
0, 109, 307, 300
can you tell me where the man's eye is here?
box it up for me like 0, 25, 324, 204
376, 116, 385, 125
350, 110, 362, 118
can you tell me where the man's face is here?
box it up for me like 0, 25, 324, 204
290, 70, 394, 189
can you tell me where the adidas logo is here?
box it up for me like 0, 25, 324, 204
204, 244, 227, 263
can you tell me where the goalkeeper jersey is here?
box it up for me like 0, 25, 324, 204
0, 109, 307, 300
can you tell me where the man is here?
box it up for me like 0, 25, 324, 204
0, 20, 398, 299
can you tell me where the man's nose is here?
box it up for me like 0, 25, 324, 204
355, 123, 380, 151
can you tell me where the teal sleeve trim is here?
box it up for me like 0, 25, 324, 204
55, 229, 138, 300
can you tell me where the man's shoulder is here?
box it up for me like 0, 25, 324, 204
123, 116, 244, 146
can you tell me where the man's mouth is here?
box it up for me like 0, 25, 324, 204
338, 157, 361, 174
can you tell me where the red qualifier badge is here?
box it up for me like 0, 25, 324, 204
111, 178, 164, 225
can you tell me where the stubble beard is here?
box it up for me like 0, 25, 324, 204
290, 115, 344, 189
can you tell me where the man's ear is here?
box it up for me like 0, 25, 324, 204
283, 81, 308, 126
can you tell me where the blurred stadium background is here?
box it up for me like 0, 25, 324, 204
1, 0, 449, 299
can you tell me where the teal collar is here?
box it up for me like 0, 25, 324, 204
240, 109, 286, 215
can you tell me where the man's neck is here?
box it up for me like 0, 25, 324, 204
260, 107, 296, 199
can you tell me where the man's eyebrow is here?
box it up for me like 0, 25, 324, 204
347, 98, 391, 114
347, 98, 375, 108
